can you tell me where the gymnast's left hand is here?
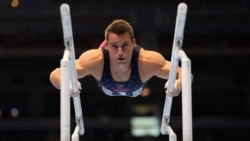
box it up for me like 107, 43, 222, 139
164, 80, 181, 97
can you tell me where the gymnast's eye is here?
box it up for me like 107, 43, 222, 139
111, 44, 119, 49
110, 42, 130, 50
121, 43, 129, 50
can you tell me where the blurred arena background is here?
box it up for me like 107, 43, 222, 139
0, 0, 250, 141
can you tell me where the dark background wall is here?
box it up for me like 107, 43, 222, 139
0, 0, 250, 141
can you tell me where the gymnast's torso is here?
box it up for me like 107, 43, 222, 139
96, 45, 148, 97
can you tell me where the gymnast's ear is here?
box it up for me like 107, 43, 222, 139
133, 38, 136, 46
98, 40, 107, 49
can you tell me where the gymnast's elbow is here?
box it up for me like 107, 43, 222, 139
49, 68, 61, 90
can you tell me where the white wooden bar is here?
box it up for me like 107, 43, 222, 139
161, 3, 192, 141
60, 3, 84, 141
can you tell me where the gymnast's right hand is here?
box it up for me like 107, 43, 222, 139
70, 81, 82, 97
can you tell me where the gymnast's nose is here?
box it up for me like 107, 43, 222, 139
117, 46, 124, 54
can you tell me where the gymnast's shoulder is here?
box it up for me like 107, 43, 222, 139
78, 48, 103, 62
77, 49, 103, 69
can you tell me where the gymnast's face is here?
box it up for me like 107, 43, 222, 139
106, 32, 136, 65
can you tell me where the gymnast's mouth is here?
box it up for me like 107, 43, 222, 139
118, 58, 125, 60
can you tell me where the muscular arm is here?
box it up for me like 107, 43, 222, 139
139, 49, 184, 96
49, 49, 103, 89
139, 49, 176, 81
156, 58, 182, 86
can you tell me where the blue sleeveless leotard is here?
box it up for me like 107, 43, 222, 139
96, 45, 148, 97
